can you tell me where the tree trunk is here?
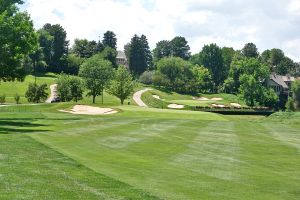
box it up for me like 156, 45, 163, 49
93, 95, 96, 104
121, 99, 124, 105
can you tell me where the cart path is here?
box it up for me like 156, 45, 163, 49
133, 88, 152, 107
46, 84, 58, 103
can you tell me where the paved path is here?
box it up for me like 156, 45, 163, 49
46, 84, 58, 103
133, 88, 152, 107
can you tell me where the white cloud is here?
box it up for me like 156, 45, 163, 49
23, 0, 300, 61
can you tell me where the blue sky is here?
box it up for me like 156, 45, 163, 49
22, 0, 300, 61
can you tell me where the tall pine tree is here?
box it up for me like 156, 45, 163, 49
127, 34, 152, 76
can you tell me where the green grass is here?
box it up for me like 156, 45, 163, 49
0, 74, 57, 103
142, 89, 246, 108
0, 103, 299, 199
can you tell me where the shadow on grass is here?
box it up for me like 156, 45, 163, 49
0, 120, 49, 135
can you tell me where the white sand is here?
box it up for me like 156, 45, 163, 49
211, 98, 223, 101
212, 104, 225, 108
168, 104, 185, 109
194, 97, 223, 101
59, 105, 118, 115
152, 95, 160, 100
230, 103, 241, 108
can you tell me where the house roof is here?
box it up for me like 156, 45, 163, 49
270, 74, 289, 89
117, 51, 126, 59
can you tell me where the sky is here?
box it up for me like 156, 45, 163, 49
21, 0, 300, 61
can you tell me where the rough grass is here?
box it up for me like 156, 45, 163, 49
142, 89, 246, 108
1, 103, 299, 200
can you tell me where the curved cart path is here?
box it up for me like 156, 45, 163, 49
133, 88, 152, 107
46, 84, 58, 103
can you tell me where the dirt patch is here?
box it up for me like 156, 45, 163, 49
59, 105, 118, 115
168, 104, 185, 109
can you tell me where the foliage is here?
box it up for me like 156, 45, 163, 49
285, 97, 295, 112
191, 65, 213, 93
170, 36, 191, 60
0, 94, 6, 104
108, 66, 135, 104
14, 93, 20, 104
225, 57, 270, 94
38, 23, 69, 73
79, 55, 114, 103
198, 44, 225, 89
127, 34, 152, 76
0, 0, 38, 81
25, 83, 48, 103
57, 73, 72, 102
65, 54, 84, 75
139, 71, 155, 85
291, 80, 300, 109
99, 47, 117, 67
241, 43, 259, 58
71, 39, 98, 58
57, 74, 84, 102
261, 48, 295, 75
102, 31, 117, 49
153, 40, 172, 63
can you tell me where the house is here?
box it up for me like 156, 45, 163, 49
116, 51, 129, 68
267, 74, 295, 96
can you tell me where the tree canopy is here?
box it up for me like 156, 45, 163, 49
79, 54, 114, 103
0, 0, 37, 81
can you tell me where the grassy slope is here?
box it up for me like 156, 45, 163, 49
142, 88, 246, 108
0, 75, 57, 103
1, 104, 299, 200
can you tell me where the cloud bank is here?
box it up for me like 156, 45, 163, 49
23, 0, 300, 61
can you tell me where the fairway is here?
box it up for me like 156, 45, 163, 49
1, 104, 299, 200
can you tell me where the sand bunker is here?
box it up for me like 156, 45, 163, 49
59, 105, 118, 115
212, 104, 225, 108
193, 97, 223, 101
230, 103, 241, 108
168, 104, 185, 109
211, 98, 223, 101
152, 95, 161, 100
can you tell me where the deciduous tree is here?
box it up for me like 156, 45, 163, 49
108, 66, 135, 104
0, 0, 37, 81
79, 55, 114, 104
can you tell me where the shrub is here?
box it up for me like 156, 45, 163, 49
139, 71, 155, 85
25, 83, 48, 103
0, 94, 6, 104
286, 97, 295, 112
14, 93, 20, 104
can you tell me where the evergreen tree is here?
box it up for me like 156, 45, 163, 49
127, 34, 152, 76
102, 31, 117, 49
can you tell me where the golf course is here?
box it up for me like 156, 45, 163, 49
0, 76, 300, 200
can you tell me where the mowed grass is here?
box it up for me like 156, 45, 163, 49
0, 103, 299, 200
